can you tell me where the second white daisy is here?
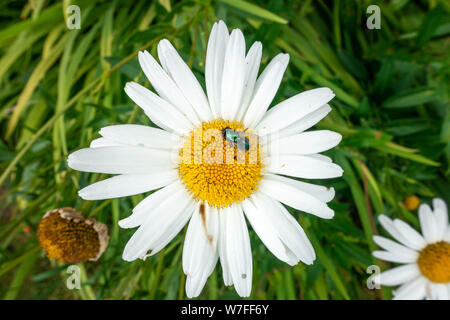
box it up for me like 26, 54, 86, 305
373, 198, 450, 300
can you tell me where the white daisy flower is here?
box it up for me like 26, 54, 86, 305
68, 20, 342, 298
373, 198, 450, 300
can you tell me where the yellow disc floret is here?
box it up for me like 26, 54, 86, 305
178, 119, 263, 208
417, 241, 450, 283
37, 207, 109, 264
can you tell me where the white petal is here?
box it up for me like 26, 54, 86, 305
276, 104, 333, 138
388, 217, 427, 250
259, 176, 334, 219
308, 153, 333, 162
205, 21, 229, 118
429, 283, 449, 300
262, 173, 335, 203
68, 146, 173, 174
247, 193, 315, 265
393, 277, 426, 300
122, 187, 194, 261
378, 215, 425, 251
243, 53, 289, 128
266, 154, 343, 179
378, 264, 420, 286
432, 198, 448, 239
99, 125, 179, 150
119, 181, 184, 229
183, 204, 219, 298
220, 29, 246, 120
78, 170, 177, 200
236, 42, 262, 121
432, 198, 448, 215
226, 205, 252, 297
241, 198, 295, 265
183, 203, 219, 278
267, 130, 342, 155
372, 250, 418, 264
90, 137, 123, 148
218, 207, 233, 286
419, 204, 438, 243
257, 88, 335, 135
146, 200, 196, 257
157, 39, 212, 122
137, 50, 200, 125
373, 236, 419, 260
185, 273, 209, 299
124, 82, 192, 135
445, 226, 450, 242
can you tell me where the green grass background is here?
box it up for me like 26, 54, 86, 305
0, 0, 449, 300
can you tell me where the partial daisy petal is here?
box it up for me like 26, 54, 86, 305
183, 204, 219, 298
259, 176, 334, 219
221, 29, 246, 120
252, 193, 316, 264
257, 88, 335, 135
267, 130, 342, 155
138, 51, 200, 125
389, 217, 427, 251
262, 173, 335, 203
378, 264, 420, 286
145, 200, 196, 258
205, 21, 229, 118
445, 226, 450, 242
432, 198, 448, 215
373, 236, 419, 260
429, 283, 449, 300
122, 187, 194, 261
158, 39, 212, 122
68, 146, 173, 174
373, 250, 418, 264
226, 205, 252, 297
124, 82, 192, 135
90, 137, 123, 148
99, 124, 179, 150
432, 199, 448, 239
183, 203, 219, 278
277, 104, 332, 138
218, 207, 233, 286
185, 273, 210, 299
119, 181, 183, 229
241, 198, 294, 265
393, 277, 426, 300
308, 154, 333, 163
419, 204, 438, 243
244, 53, 289, 128
266, 154, 343, 179
378, 215, 409, 244
236, 42, 262, 121
78, 170, 177, 200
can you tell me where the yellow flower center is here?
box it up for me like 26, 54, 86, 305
37, 208, 109, 264
178, 119, 263, 208
417, 241, 450, 283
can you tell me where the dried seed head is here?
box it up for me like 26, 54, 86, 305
37, 207, 109, 264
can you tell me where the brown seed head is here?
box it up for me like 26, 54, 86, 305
37, 207, 109, 264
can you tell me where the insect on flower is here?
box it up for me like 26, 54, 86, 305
222, 126, 250, 151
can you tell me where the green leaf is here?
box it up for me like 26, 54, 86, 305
219, 0, 288, 24
383, 88, 437, 108
416, 5, 446, 46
